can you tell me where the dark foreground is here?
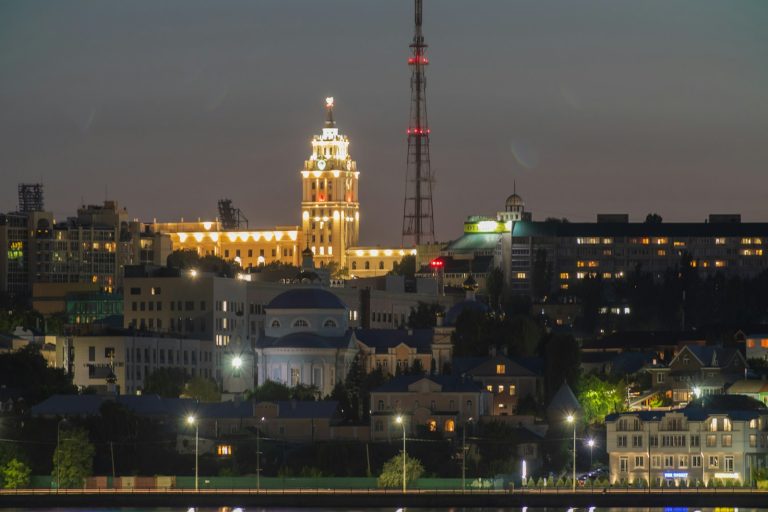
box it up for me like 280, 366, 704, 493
1, 488, 766, 508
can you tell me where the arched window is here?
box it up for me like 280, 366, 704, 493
270, 320, 281, 328
427, 419, 437, 432
293, 319, 310, 328
365, 261, 370, 270
378, 261, 384, 270
323, 319, 337, 328
444, 419, 455, 432
352, 261, 357, 270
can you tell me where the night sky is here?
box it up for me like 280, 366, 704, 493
1, 1, 767, 246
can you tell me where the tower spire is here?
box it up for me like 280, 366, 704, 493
401, 0, 435, 247
325, 96, 335, 128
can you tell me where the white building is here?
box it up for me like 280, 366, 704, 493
71, 335, 215, 395
255, 287, 357, 397
122, 267, 254, 393
606, 395, 768, 486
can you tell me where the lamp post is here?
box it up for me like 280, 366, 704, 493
566, 414, 576, 491
395, 415, 406, 493
461, 417, 473, 490
187, 415, 198, 491
587, 438, 595, 470
256, 416, 265, 491
55, 418, 68, 489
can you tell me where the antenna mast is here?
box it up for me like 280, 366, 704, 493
401, 0, 435, 247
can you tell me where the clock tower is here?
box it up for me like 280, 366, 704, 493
300, 97, 360, 269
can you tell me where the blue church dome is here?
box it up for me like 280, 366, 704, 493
444, 300, 490, 326
267, 288, 347, 310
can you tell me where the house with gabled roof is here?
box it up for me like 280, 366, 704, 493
452, 355, 542, 416
645, 345, 747, 405
369, 375, 489, 440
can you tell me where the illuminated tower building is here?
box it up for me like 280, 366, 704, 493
301, 97, 360, 268
402, 0, 435, 246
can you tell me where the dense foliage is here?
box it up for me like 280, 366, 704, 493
377, 451, 424, 488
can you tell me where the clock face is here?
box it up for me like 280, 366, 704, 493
317, 159, 326, 170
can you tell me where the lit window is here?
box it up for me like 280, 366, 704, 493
427, 419, 437, 432
715, 260, 726, 268
496, 364, 505, 374
497, 385, 504, 393
509, 384, 516, 396
715, 238, 726, 245
559, 272, 569, 280
444, 419, 455, 432
486, 385, 493, 392
516, 272, 526, 279
217, 445, 232, 456
761, 339, 768, 348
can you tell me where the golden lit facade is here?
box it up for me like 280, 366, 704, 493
346, 247, 417, 278
152, 98, 414, 277
153, 220, 300, 268
300, 97, 360, 268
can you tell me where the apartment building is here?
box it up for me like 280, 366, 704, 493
71, 335, 215, 395
122, 266, 252, 393
606, 395, 768, 486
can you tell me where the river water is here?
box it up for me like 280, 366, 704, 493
0, 509, 765, 512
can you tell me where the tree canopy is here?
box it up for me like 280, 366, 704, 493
377, 451, 424, 488
52, 427, 95, 488
577, 373, 626, 424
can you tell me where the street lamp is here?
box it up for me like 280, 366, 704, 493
395, 415, 407, 493
566, 414, 576, 491
232, 356, 243, 370
462, 417, 474, 490
587, 438, 595, 470
187, 415, 199, 491
56, 418, 69, 489
256, 416, 265, 491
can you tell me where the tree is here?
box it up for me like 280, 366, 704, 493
52, 427, 95, 488
407, 302, 444, 329
184, 376, 221, 402
144, 367, 187, 397
531, 248, 553, 299
167, 249, 240, 277
486, 266, 505, 310
0, 344, 75, 404
645, 213, 663, 224
390, 255, 416, 278
578, 373, 626, 424
1, 458, 31, 489
249, 380, 292, 401
377, 451, 424, 488
541, 332, 580, 399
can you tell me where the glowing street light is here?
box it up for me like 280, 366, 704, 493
186, 415, 199, 491
395, 415, 407, 493
566, 414, 576, 491
189, 269, 198, 278
692, 386, 702, 399
232, 356, 243, 370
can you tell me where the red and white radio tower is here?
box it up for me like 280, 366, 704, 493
401, 0, 435, 247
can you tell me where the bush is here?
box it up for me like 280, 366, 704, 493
1, 459, 31, 489
377, 451, 424, 488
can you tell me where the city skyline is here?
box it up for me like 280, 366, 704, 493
1, 0, 767, 246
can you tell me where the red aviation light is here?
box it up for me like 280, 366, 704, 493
407, 56, 429, 65
430, 258, 444, 268
407, 127, 431, 135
